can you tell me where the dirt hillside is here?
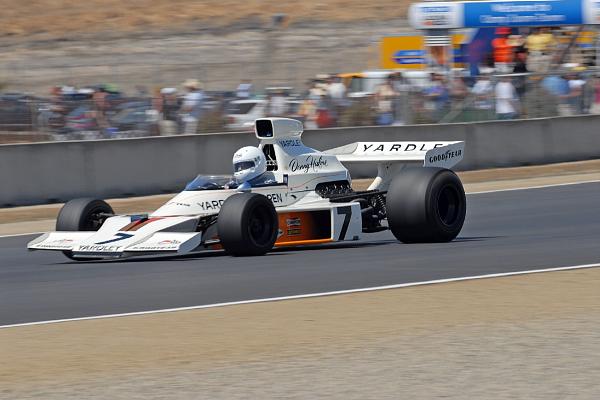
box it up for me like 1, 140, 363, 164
0, 0, 410, 38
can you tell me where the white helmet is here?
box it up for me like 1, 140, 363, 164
233, 146, 267, 183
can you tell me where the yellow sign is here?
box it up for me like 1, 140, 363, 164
380, 35, 426, 70
380, 34, 466, 70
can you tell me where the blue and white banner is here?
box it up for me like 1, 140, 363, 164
583, 0, 600, 23
464, 0, 583, 27
395, 58, 427, 65
394, 50, 426, 57
410, 0, 598, 29
408, 2, 465, 29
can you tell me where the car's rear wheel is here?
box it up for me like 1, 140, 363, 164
218, 193, 278, 256
56, 198, 114, 260
386, 167, 466, 243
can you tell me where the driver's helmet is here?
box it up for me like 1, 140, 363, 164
233, 146, 267, 183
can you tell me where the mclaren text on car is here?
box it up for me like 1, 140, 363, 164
28, 118, 467, 259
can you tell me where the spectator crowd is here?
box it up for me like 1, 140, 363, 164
1, 26, 600, 141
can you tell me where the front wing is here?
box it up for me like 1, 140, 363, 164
28, 215, 203, 259
27, 202, 362, 259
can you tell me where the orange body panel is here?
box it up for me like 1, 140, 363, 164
205, 210, 332, 250
274, 211, 331, 246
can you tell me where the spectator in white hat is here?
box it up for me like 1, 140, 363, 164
495, 75, 519, 119
180, 79, 204, 134
156, 87, 179, 135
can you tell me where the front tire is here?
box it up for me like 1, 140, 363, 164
56, 198, 114, 260
218, 193, 278, 256
386, 167, 466, 243
56, 198, 114, 231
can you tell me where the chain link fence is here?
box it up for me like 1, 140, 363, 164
1, 69, 599, 143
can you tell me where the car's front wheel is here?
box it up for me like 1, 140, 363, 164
218, 193, 278, 256
56, 198, 114, 260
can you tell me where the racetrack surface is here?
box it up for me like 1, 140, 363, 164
1, 182, 599, 326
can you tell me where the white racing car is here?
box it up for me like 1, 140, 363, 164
28, 118, 466, 260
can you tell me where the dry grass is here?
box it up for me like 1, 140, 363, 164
0, 0, 409, 38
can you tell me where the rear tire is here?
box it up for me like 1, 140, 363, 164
56, 198, 114, 260
386, 167, 466, 243
218, 193, 278, 256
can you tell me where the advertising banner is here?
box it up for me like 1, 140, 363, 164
380, 35, 426, 69
408, 2, 464, 29
410, 0, 600, 29
380, 35, 466, 69
583, 0, 600, 23
463, 0, 583, 27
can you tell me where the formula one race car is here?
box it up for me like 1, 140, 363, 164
28, 118, 466, 260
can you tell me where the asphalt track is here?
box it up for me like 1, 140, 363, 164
1, 182, 599, 326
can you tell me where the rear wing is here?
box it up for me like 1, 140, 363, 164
325, 141, 464, 169
325, 141, 465, 191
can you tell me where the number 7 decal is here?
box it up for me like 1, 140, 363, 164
94, 232, 134, 245
336, 206, 352, 240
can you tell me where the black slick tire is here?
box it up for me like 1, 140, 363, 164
56, 198, 114, 231
218, 193, 278, 256
386, 167, 466, 243
56, 198, 114, 260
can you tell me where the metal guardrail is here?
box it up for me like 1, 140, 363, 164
2, 114, 600, 206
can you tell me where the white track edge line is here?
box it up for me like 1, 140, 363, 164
468, 178, 600, 195
1, 262, 598, 330
2, 179, 599, 239
0, 232, 43, 238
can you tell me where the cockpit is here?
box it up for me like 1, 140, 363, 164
184, 173, 281, 191
184, 176, 232, 191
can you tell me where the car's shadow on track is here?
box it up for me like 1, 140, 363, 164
454, 236, 501, 243
61, 241, 395, 264
59, 236, 499, 265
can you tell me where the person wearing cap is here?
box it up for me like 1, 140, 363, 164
163, 88, 179, 120
523, 74, 559, 118
92, 85, 109, 131
492, 27, 515, 73
327, 76, 346, 103
156, 87, 179, 135
423, 73, 449, 122
526, 28, 554, 52
298, 96, 318, 130
566, 71, 586, 115
525, 27, 555, 72
512, 49, 529, 100
588, 74, 600, 114
375, 77, 396, 125
449, 70, 468, 103
180, 79, 204, 134
470, 74, 494, 121
267, 88, 288, 117
495, 75, 519, 120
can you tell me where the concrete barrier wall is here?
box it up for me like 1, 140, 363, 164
1, 115, 599, 206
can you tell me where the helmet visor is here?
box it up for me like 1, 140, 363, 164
234, 161, 255, 173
